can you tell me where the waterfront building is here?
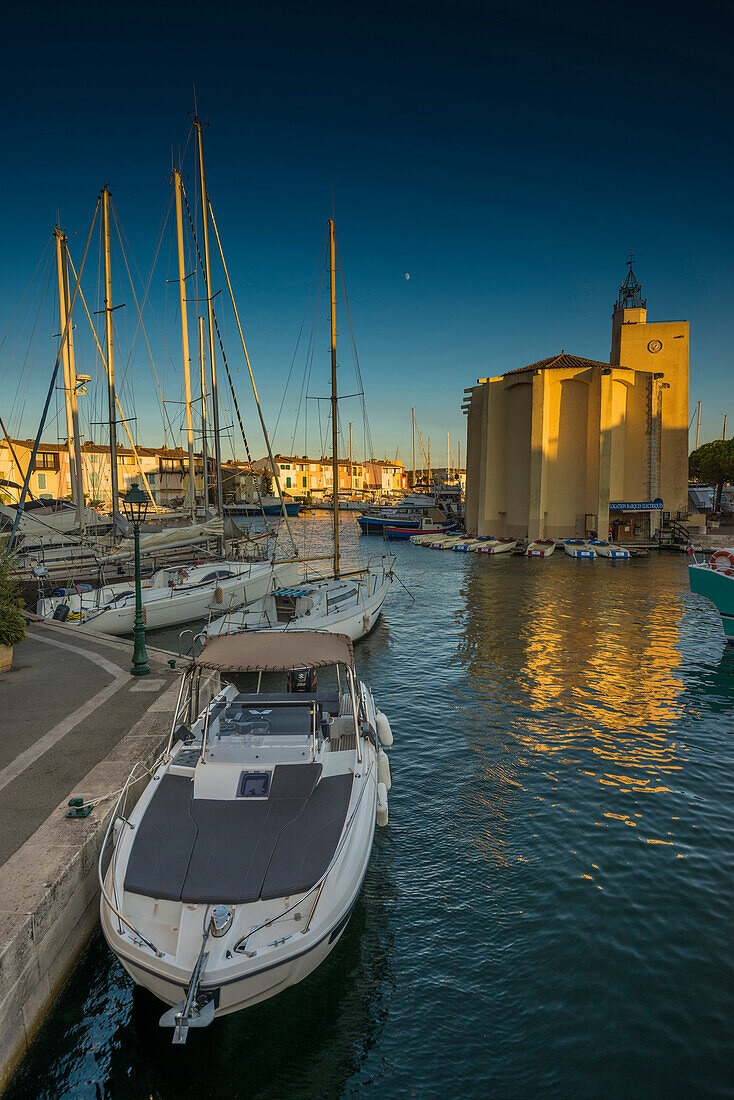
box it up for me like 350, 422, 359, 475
252, 454, 406, 499
463, 266, 689, 541
0, 438, 239, 509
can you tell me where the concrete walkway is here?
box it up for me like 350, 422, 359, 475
0, 622, 176, 868
0, 618, 189, 1091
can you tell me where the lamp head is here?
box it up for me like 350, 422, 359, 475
123, 482, 149, 525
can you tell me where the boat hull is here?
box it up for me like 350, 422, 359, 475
41, 561, 298, 636
564, 543, 595, 559
689, 564, 734, 642
109, 886, 360, 1018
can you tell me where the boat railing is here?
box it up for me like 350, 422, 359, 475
234, 758, 374, 954
98, 761, 165, 959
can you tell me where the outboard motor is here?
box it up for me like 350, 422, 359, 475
287, 667, 316, 693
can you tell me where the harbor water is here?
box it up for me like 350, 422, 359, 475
8, 515, 734, 1098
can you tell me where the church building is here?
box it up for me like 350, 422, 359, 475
463, 266, 689, 542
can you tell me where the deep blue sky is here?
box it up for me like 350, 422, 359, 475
2, 0, 733, 465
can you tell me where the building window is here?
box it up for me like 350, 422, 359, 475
302, 476, 307, 488
37, 473, 47, 490
285, 476, 292, 488
34, 452, 57, 470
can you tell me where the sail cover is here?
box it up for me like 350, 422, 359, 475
191, 630, 354, 672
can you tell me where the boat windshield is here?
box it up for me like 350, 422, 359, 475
204, 697, 318, 764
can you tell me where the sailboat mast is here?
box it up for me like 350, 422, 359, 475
101, 187, 119, 518
199, 316, 209, 516
412, 407, 416, 488
194, 117, 224, 520
348, 422, 352, 498
62, 242, 86, 526
54, 228, 84, 524
329, 218, 340, 578
447, 431, 451, 480
173, 169, 196, 520
696, 400, 701, 449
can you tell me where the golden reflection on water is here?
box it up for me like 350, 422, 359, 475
459, 560, 690, 833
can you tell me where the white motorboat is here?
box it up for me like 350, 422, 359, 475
452, 536, 496, 552
476, 537, 517, 554
99, 630, 392, 1042
563, 539, 596, 559
526, 539, 556, 558
588, 539, 630, 559
204, 565, 392, 642
37, 559, 298, 635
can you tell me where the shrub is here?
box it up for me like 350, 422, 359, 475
0, 551, 26, 648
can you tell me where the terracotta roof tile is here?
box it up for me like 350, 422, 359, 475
502, 352, 614, 377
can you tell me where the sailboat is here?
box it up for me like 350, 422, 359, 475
205, 218, 393, 643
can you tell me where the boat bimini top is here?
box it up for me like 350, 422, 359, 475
189, 629, 355, 673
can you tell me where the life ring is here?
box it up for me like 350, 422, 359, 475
710, 550, 734, 572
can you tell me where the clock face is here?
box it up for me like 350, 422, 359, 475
648, 339, 663, 353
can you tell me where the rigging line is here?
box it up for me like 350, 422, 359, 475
10, 260, 54, 433
65, 252, 161, 511
0, 415, 38, 501
0, 238, 53, 355
8, 197, 100, 551
179, 184, 254, 466
274, 224, 328, 440
335, 236, 374, 460
205, 195, 298, 549
291, 237, 327, 456
110, 197, 171, 407
110, 206, 179, 449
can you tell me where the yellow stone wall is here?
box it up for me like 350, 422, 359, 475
464, 300, 689, 540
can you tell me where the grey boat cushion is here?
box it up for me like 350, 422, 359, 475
123, 774, 197, 902
261, 773, 352, 901
123, 764, 352, 905
269, 762, 322, 799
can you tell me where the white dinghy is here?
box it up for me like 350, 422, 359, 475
588, 539, 630, 560
563, 539, 596, 559
526, 539, 556, 558
37, 559, 298, 636
100, 630, 392, 1043
476, 537, 517, 555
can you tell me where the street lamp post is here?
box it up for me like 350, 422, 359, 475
123, 482, 150, 677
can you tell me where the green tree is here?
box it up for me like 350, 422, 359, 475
689, 439, 734, 512
260, 469, 274, 497
0, 551, 26, 648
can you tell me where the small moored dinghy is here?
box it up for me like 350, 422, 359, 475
526, 539, 556, 558
563, 539, 596, 559
476, 537, 516, 555
588, 540, 630, 560
100, 630, 392, 1042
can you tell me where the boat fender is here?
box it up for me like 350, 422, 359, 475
52, 603, 70, 621
375, 710, 393, 747
113, 816, 123, 845
362, 613, 370, 632
378, 748, 392, 791
215, 585, 224, 604
376, 782, 389, 827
